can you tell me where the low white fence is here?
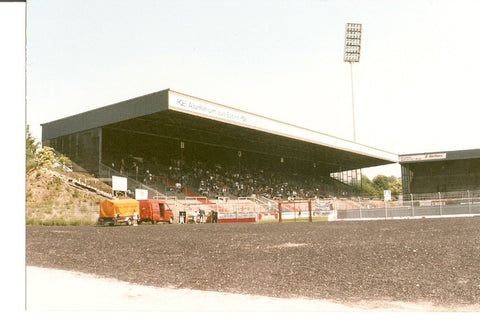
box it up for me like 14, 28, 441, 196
336, 190, 480, 220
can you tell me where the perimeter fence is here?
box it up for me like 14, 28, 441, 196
336, 190, 480, 220
26, 190, 480, 225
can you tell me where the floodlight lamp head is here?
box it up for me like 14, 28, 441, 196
344, 22, 362, 63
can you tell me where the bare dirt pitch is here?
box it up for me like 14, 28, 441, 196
26, 217, 480, 311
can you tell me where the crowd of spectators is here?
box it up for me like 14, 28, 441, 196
189, 160, 334, 200
105, 153, 358, 200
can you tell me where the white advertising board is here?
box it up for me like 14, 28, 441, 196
168, 90, 398, 163
399, 153, 447, 162
135, 189, 148, 200
112, 176, 127, 191
384, 190, 392, 201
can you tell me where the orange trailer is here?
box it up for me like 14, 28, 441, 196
98, 198, 140, 226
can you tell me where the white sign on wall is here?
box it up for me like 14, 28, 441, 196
112, 176, 127, 191
384, 190, 392, 201
135, 189, 148, 200
168, 91, 398, 163
399, 153, 447, 162
169, 91, 249, 126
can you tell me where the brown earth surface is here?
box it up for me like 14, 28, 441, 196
26, 168, 111, 224
26, 217, 480, 310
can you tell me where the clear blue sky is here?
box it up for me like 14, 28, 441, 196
25, 0, 480, 177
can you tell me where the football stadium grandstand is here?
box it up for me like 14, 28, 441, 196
41, 89, 480, 221
400, 149, 480, 194
41, 89, 397, 197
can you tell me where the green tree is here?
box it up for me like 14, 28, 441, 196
26, 125, 40, 172
373, 175, 402, 198
360, 174, 402, 199
372, 175, 402, 199
26, 125, 72, 174
33, 146, 57, 170
389, 177, 402, 198
372, 175, 390, 193
360, 175, 382, 198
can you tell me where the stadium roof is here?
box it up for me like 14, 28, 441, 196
42, 89, 398, 172
399, 148, 480, 164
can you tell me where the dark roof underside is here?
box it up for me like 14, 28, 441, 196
103, 109, 392, 173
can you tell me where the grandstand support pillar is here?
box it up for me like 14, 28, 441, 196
238, 150, 242, 180
180, 140, 184, 189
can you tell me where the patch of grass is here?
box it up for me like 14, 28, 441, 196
26, 218, 96, 226
27, 168, 112, 226
79, 205, 90, 213
43, 207, 53, 215
53, 175, 63, 187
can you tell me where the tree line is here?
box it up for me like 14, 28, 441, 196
26, 125, 71, 174
360, 174, 402, 200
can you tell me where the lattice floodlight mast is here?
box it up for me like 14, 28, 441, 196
344, 23, 362, 142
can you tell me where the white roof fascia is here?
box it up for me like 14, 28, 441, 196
168, 90, 398, 163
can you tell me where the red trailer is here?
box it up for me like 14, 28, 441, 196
138, 199, 175, 224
